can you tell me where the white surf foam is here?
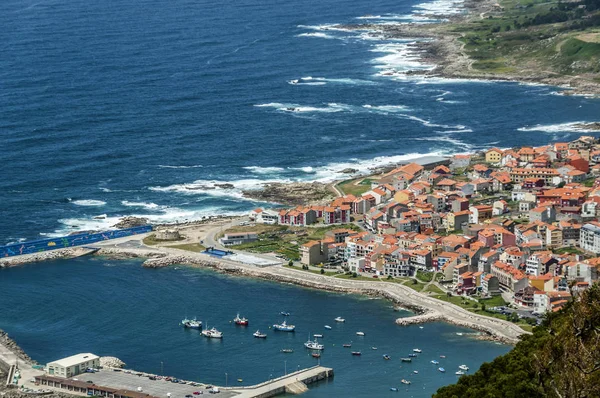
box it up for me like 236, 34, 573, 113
362, 104, 410, 112
370, 42, 434, 72
121, 201, 162, 210
254, 102, 352, 113
413, 136, 474, 151
71, 199, 106, 207
289, 76, 377, 86
400, 114, 467, 130
413, 0, 465, 15
296, 32, 337, 40
243, 166, 286, 174
517, 122, 599, 133
149, 178, 289, 201
158, 164, 204, 169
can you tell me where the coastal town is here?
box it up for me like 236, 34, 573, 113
239, 135, 600, 320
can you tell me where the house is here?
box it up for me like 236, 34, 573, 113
559, 219, 581, 246
492, 200, 508, 216
510, 168, 559, 184
219, 232, 258, 246
255, 209, 279, 224
491, 261, 528, 293
469, 205, 493, 224
478, 250, 499, 273
450, 154, 471, 170
529, 206, 556, 223
482, 274, 501, 296
300, 241, 327, 265
518, 147, 536, 162
436, 178, 458, 192
580, 222, 600, 254
446, 210, 470, 232
485, 148, 503, 164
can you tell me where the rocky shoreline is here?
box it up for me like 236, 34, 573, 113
242, 182, 336, 206
0, 330, 36, 365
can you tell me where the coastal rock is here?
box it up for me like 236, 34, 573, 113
112, 217, 149, 229
340, 168, 358, 174
99, 356, 125, 368
0, 330, 36, 364
214, 183, 234, 189
242, 182, 335, 205
573, 122, 600, 131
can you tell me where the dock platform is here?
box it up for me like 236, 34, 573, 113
230, 366, 333, 398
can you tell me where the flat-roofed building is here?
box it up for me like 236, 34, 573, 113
47, 353, 100, 378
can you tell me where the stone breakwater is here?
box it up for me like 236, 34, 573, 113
0, 247, 97, 269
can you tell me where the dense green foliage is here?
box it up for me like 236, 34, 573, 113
434, 284, 600, 398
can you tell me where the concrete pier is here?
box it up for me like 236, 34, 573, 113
230, 366, 334, 398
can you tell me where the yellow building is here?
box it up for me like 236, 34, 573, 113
485, 148, 503, 164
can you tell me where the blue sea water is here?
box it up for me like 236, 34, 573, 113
0, 258, 510, 396
1, 0, 600, 243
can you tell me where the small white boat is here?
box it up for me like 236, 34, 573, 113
419, 326, 424, 329
253, 330, 267, 339
401, 379, 411, 385
304, 337, 324, 350
438, 367, 446, 373
181, 318, 202, 329
273, 320, 295, 332
356, 331, 365, 336
334, 317, 345, 323
456, 332, 463, 336
413, 348, 422, 353
413, 370, 419, 374
431, 360, 439, 365
313, 334, 323, 338
372, 347, 378, 350
458, 365, 469, 371
324, 325, 332, 330
455, 370, 465, 375
201, 327, 223, 339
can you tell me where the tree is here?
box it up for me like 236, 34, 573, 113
320, 268, 325, 275
352, 272, 358, 278
288, 260, 294, 267
481, 303, 486, 312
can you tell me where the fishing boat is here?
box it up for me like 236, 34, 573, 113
311, 353, 321, 358
313, 334, 323, 338
272, 320, 295, 332
324, 325, 332, 330
401, 379, 411, 385
455, 370, 465, 375
253, 330, 267, 339
431, 360, 439, 365
351, 351, 361, 356
356, 331, 365, 336
438, 367, 446, 373
334, 316, 345, 323
413, 348, 422, 353
281, 349, 294, 353
201, 327, 223, 339
408, 353, 417, 357
342, 343, 352, 348
233, 314, 249, 326
383, 354, 391, 360
413, 370, 419, 374
181, 318, 202, 329
458, 365, 469, 371
280, 311, 291, 316
390, 387, 398, 392
304, 338, 324, 350
400, 358, 412, 363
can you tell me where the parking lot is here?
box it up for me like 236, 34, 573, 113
75, 369, 238, 398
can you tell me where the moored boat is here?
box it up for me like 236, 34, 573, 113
334, 316, 345, 323
408, 354, 417, 358
281, 348, 294, 353
201, 327, 223, 339
383, 354, 391, 360
280, 311, 291, 316
342, 343, 352, 348
440, 355, 446, 358
181, 318, 202, 329
273, 320, 295, 332
431, 360, 439, 365
304, 338, 324, 350
412, 348, 422, 353
253, 330, 267, 338
390, 387, 398, 392
400, 358, 412, 363
438, 367, 446, 373
311, 353, 321, 358
413, 370, 419, 374
233, 314, 249, 326
455, 370, 465, 375
401, 379, 411, 385
351, 351, 361, 356
324, 325, 332, 330
313, 334, 323, 338
458, 364, 469, 371
372, 347, 378, 350
356, 331, 365, 336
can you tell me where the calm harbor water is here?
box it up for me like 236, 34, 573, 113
0, 258, 510, 396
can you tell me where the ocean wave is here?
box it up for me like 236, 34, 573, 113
288, 76, 377, 86
296, 32, 337, 40
158, 164, 204, 169
297, 24, 352, 32
254, 102, 353, 113
370, 42, 434, 73
413, 136, 474, 151
413, 0, 465, 15
121, 201, 162, 210
71, 199, 106, 207
362, 104, 410, 112
517, 122, 598, 133
243, 166, 286, 174
400, 114, 467, 130
149, 178, 287, 201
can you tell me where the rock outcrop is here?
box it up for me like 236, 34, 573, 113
242, 182, 335, 205
99, 356, 125, 368
111, 217, 149, 229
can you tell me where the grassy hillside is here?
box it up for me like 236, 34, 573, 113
433, 284, 600, 398
446, 0, 600, 80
